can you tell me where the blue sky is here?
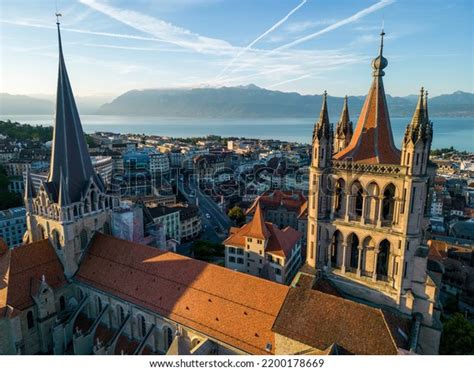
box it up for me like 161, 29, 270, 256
0, 0, 472, 97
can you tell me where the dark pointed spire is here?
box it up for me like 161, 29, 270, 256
58, 168, 71, 207
336, 95, 352, 137
424, 90, 429, 123
405, 87, 431, 144
313, 91, 331, 141
48, 17, 100, 203
410, 87, 426, 128
24, 167, 36, 201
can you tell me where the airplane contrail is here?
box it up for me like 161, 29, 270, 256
269, 73, 314, 88
214, 0, 308, 80
273, 0, 394, 52
217, 0, 395, 82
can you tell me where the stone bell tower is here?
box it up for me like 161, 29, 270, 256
305, 31, 439, 336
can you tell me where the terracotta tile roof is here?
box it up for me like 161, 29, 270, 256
0, 239, 67, 317
246, 203, 271, 239
333, 76, 400, 165
224, 218, 301, 259
75, 233, 289, 354
246, 190, 307, 215
272, 287, 404, 355
265, 225, 301, 258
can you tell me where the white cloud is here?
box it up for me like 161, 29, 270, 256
78, 0, 234, 54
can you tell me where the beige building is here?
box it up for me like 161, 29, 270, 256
246, 190, 308, 242
305, 32, 441, 353
224, 203, 302, 284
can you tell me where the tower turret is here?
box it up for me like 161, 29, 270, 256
334, 96, 353, 153
401, 87, 432, 175
311, 91, 333, 169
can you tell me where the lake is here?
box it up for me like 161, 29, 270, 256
1, 114, 473, 151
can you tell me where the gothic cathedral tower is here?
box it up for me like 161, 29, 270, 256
306, 32, 438, 333
24, 20, 119, 277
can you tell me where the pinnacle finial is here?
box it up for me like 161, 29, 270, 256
379, 29, 385, 57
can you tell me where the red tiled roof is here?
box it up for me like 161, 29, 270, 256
75, 233, 289, 355
224, 217, 301, 259
0, 239, 67, 317
272, 287, 405, 355
246, 190, 307, 215
333, 76, 400, 164
246, 202, 271, 239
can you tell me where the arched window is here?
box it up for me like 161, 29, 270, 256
96, 296, 103, 313
117, 306, 125, 324
27, 311, 34, 329
377, 239, 391, 280
84, 198, 90, 213
52, 229, 61, 249
330, 231, 342, 266
382, 184, 396, 225
103, 222, 111, 235
165, 327, 173, 350
355, 188, 363, 217
91, 191, 97, 212
191, 338, 201, 349
80, 229, 88, 250
138, 315, 146, 337
334, 179, 345, 215
39, 225, 46, 239
78, 288, 84, 300
59, 295, 66, 311
73, 205, 78, 217
348, 234, 359, 270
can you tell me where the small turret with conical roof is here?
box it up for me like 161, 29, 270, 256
334, 96, 353, 153
311, 91, 333, 169
401, 87, 433, 175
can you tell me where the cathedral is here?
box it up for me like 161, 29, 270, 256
0, 22, 441, 355
306, 31, 441, 352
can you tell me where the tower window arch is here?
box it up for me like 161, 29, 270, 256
382, 184, 396, 225
51, 229, 61, 249
348, 234, 359, 270
117, 306, 125, 324
334, 179, 345, 215
138, 314, 146, 337
165, 327, 173, 350
103, 222, 111, 235
59, 295, 66, 311
80, 229, 88, 250
27, 311, 35, 329
350, 181, 364, 218
96, 296, 103, 313
377, 239, 391, 280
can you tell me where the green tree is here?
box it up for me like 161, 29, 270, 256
440, 313, 474, 355
0, 165, 22, 210
191, 240, 225, 260
228, 206, 245, 226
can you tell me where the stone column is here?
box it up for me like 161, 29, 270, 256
327, 242, 332, 270
361, 195, 367, 224
344, 194, 351, 222
341, 242, 348, 274
376, 196, 383, 228
372, 248, 379, 282
356, 246, 363, 277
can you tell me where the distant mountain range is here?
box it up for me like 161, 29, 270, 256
1, 86, 473, 118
